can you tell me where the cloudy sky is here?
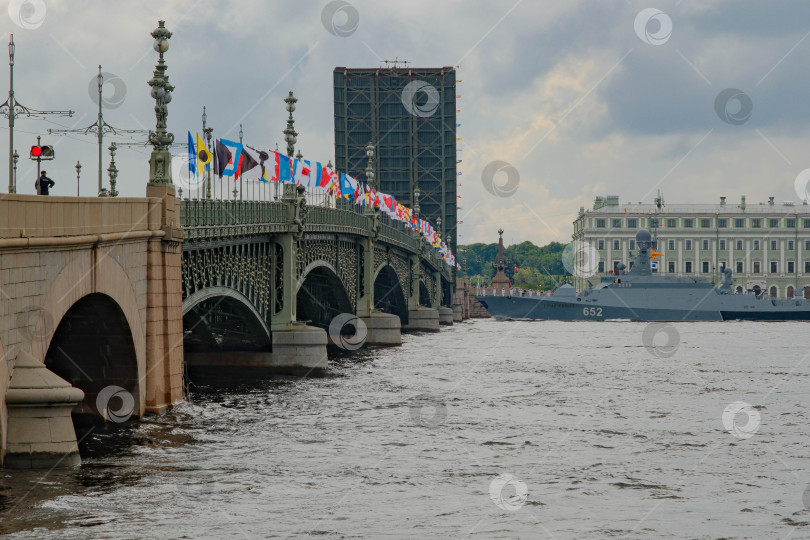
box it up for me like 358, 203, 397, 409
4, 1, 810, 246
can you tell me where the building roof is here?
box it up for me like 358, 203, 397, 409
581, 199, 810, 216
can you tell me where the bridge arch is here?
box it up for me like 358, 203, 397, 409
36, 253, 147, 418
182, 286, 272, 353
45, 292, 140, 426
373, 263, 408, 324
296, 262, 353, 330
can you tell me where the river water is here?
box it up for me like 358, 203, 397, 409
1, 319, 810, 539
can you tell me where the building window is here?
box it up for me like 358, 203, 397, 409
598, 261, 605, 272
787, 218, 796, 228
788, 240, 795, 250
683, 218, 694, 228
753, 240, 760, 250
702, 261, 710, 273
598, 239, 605, 250
770, 218, 780, 228
667, 240, 675, 250
788, 261, 795, 273
700, 218, 711, 228
806, 240, 810, 251
718, 218, 728, 228
720, 261, 726, 271
627, 218, 638, 228
804, 218, 810, 228
668, 261, 675, 273
770, 240, 777, 251
667, 218, 677, 228
736, 240, 743, 250
685, 261, 693, 273
613, 239, 620, 250
736, 261, 744, 273
754, 261, 761, 273
596, 218, 606, 228
805, 261, 810, 273
629, 240, 636, 250
734, 218, 745, 228
702, 239, 710, 250
612, 218, 622, 228
720, 239, 727, 250
613, 261, 621, 270
751, 218, 762, 228
685, 239, 693, 250
770, 261, 778, 273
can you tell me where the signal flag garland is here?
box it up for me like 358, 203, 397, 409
187, 131, 456, 267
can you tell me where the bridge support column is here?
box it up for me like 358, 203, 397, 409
267, 187, 328, 370
361, 311, 402, 345
4, 351, 84, 468
434, 271, 453, 326
356, 232, 402, 345
402, 254, 439, 332
453, 277, 465, 321
144, 184, 185, 413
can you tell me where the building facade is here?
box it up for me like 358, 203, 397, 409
333, 66, 457, 251
572, 195, 810, 298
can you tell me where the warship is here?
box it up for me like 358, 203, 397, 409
476, 229, 810, 321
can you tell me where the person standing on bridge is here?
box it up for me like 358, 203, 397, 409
35, 171, 55, 195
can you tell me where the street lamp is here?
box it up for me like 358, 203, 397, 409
75, 160, 81, 196
147, 20, 174, 187
283, 91, 298, 157
413, 186, 420, 218
12, 149, 18, 192
107, 142, 118, 197
365, 142, 375, 189
204, 125, 213, 200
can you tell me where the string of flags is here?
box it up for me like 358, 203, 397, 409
188, 132, 456, 267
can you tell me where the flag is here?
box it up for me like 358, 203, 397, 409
235, 146, 260, 182
187, 132, 197, 177
196, 133, 212, 172
292, 158, 311, 186
213, 139, 232, 178
339, 172, 358, 199
216, 138, 243, 178
244, 146, 272, 182
651, 251, 663, 259
651, 262, 658, 269
278, 152, 293, 183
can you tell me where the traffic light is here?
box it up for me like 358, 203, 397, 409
30, 145, 54, 160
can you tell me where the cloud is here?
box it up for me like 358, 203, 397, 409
3, 0, 810, 246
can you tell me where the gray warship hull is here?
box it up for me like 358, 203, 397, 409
476, 228, 810, 322
476, 293, 810, 321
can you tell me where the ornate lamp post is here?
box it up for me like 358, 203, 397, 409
12, 149, 18, 192
283, 91, 297, 157
364, 142, 375, 189
147, 21, 174, 187
75, 160, 81, 196
413, 186, 420, 218
204, 125, 213, 200
107, 142, 118, 197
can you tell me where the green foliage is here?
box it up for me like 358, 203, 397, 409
458, 240, 571, 290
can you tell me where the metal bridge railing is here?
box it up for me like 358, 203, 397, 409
179, 198, 450, 276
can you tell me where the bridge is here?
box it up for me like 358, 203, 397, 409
0, 184, 457, 469
0, 19, 460, 470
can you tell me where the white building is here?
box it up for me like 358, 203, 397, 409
572, 194, 810, 298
